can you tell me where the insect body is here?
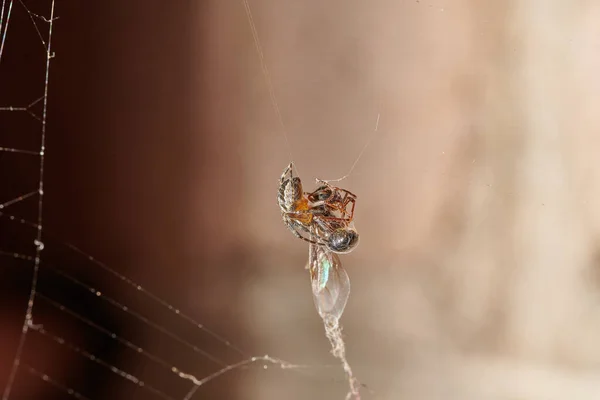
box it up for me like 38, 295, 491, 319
278, 163, 359, 254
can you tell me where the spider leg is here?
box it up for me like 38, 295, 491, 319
330, 188, 357, 222
279, 162, 294, 187
283, 212, 325, 246
314, 178, 331, 188
314, 197, 355, 223
340, 195, 356, 221
288, 224, 321, 245
341, 188, 357, 198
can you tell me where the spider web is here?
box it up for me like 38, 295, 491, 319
10, 1, 600, 400
0, 1, 369, 399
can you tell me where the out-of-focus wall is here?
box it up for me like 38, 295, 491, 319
196, 1, 600, 399
4, 1, 598, 399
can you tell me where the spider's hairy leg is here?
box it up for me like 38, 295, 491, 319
324, 186, 357, 222
283, 213, 324, 246
346, 197, 356, 221
290, 227, 321, 246
279, 162, 299, 188
280, 162, 293, 185
337, 194, 356, 222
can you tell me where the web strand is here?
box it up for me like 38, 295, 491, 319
30, 323, 176, 400
1, 245, 229, 367
1, 210, 247, 359
241, 0, 381, 184
0, 191, 37, 209
241, 0, 295, 165
0, 0, 13, 62
2, 1, 54, 399
0, 146, 40, 155
17, 0, 49, 50
319, 113, 381, 184
23, 364, 93, 400
61, 239, 248, 357
0, 0, 6, 39
323, 316, 361, 400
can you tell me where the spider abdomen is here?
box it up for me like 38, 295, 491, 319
278, 175, 303, 212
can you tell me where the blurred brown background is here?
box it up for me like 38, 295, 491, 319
2, 0, 600, 399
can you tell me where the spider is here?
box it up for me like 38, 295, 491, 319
277, 162, 359, 253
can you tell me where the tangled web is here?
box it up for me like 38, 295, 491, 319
0, 1, 366, 399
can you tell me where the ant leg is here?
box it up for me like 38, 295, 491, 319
287, 224, 322, 246
342, 197, 356, 221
